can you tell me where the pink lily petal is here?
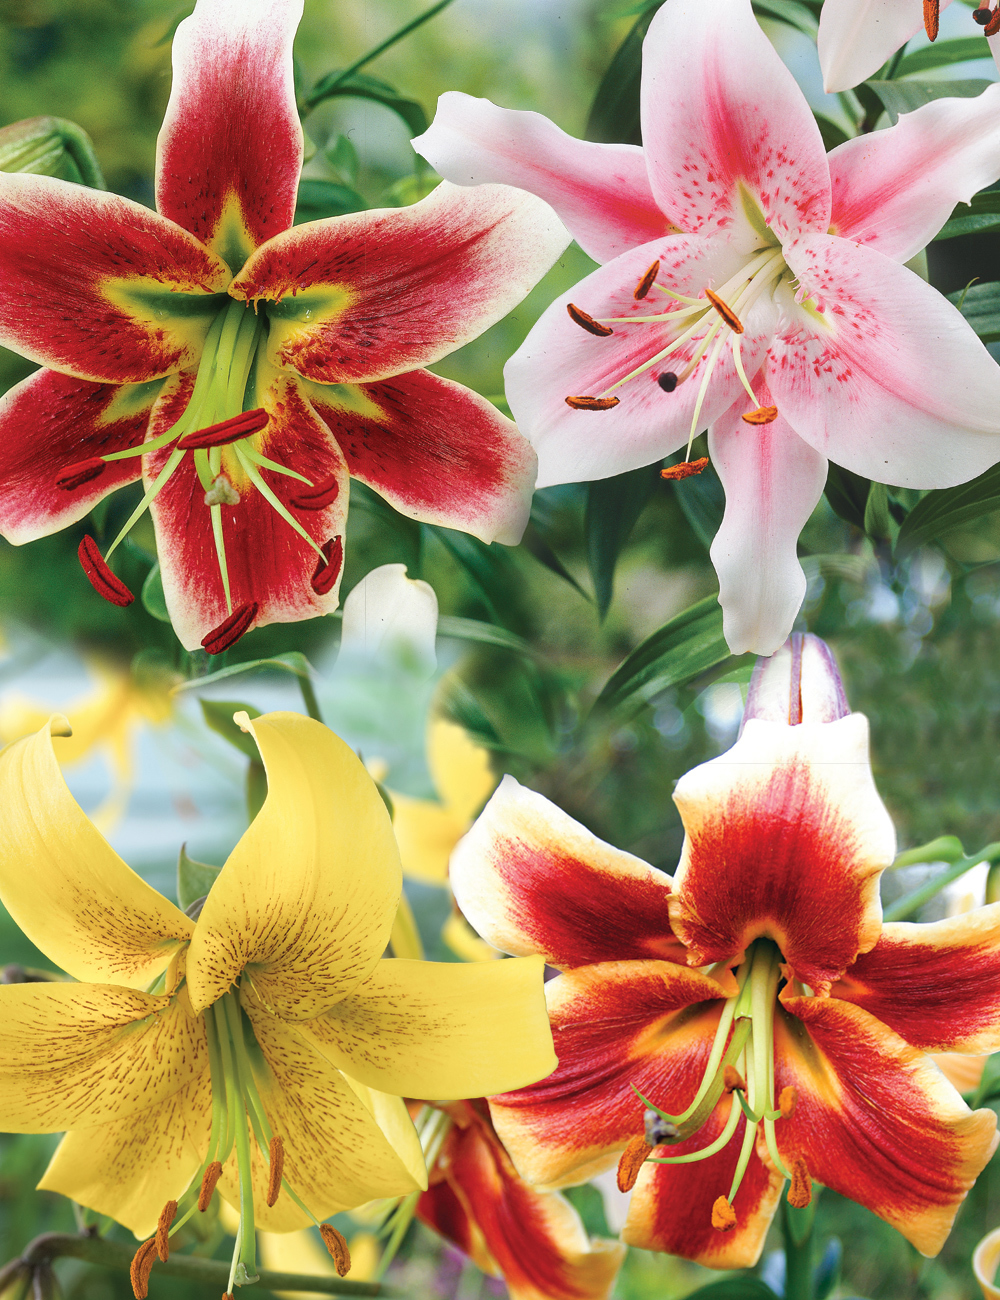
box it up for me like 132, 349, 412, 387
156, 0, 303, 265
505, 236, 777, 487
708, 382, 828, 656
817, 0, 946, 93
148, 370, 349, 650
303, 369, 536, 546
230, 181, 568, 384
0, 174, 231, 383
640, 0, 831, 244
829, 84, 1000, 262
412, 92, 667, 264
0, 370, 161, 544
771, 234, 1000, 486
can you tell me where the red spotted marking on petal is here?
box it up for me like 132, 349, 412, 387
78, 535, 134, 607
201, 601, 259, 654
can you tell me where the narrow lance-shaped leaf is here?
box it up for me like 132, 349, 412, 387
585, 464, 660, 620
895, 462, 1000, 557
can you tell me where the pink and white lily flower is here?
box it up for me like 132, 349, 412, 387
0, 0, 566, 652
414, 0, 1000, 655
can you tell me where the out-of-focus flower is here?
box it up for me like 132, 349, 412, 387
257, 1223, 378, 1295
340, 565, 439, 680
450, 634, 1000, 1268
975, 1224, 1000, 1298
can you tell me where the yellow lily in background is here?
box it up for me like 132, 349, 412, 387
0, 711, 555, 1295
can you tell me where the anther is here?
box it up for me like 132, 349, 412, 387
778, 1086, 798, 1118
267, 1135, 285, 1208
320, 1225, 351, 1277
198, 1160, 223, 1211
788, 1156, 812, 1208
634, 260, 660, 301
923, 0, 940, 39
565, 395, 621, 410
567, 303, 614, 337
658, 372, 678, 392
204, 474, 240, 507
201, 601, 259, 655
311, 536, 344, 596
704, 289, 744, 334
78, 535, 135, 607
711, 1196, 737, 1232
661, 457, 709, 481
177, 408, 269, 449
986, 7, 1000, 34
129, 1239, 157, 1300
290, 474, 340, 511
973, 5, 992, 20
742, 405, 779, 425
155, 1200, 177, 1262
723, 1065, 746, 1093
644, 1107, 680, 1146
56, 457, 107, 491
617, 1135, 653, 1193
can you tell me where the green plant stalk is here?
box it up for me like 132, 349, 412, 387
782, 1198, 815, 1300
884, 843, 1000, 921
298, 671, 324, 722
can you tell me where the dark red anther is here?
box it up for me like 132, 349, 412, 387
201, 601, 259, 655
973, 6, 992, 22
985, 7, 1000, 34
177, 408, 269, 450
77, 535, 134, 607
290, 474, 340, 511
658, 373, 678, 393
311, 536, 344, 595
57, 457, 107, 491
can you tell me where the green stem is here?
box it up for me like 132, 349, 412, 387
782, 1196, 816, 1300
884, 843, 1000, 921
55, 119, 107, 189
298, 671, 324, 723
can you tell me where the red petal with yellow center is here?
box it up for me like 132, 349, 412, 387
0, 370, 161, 544
155, 0, 303, 266
775, 995, 998, 1256
489, 960, 729, 1189
832, 905, 1000, 1054
669, 714, 895, 992
0, 174, 231, 383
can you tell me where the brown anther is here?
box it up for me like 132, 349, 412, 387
290, 473, 341, 511
704, 288, 744, 333
201, 601, 259, 655
661, 457, 709, 481
617, 1135, 653, 1193
923, 0, 940, 39
712, 1196, 737, 1231
78, 535, 135, 608
723, 1065, 746, 1093
320, 1224, 351, 1277
567, 302, 614, 336
565, 395, 621, 410
129, 1239, 157, 1299
742, 405, 779, 425
779, 1086, 798, 1118
155, 1200, 177, 1262
973, 5, 992, 21
223, 1293, 236, 1300
311, 536, 344, 596
198, 1160, 223, 1211
267, 1135, 285, 1207
634, 260, 660, 300
177, 407, 269, 449
788, 1156, 812, 1208
985, 7, 1000, 34
57, 457, 107, 491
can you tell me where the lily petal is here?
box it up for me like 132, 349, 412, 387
340, 563, 438, 676
187, 712, 400, 1018
772, 235, 1000, 487
304, 368, 536, 546
450, 776, 685, 970
776, 995, 998, 1256
828, 85, 1000, 262
296, 955, 555, 1101
709, 382, 828, 655
818, 0, 934, 93
230, 182, 569, 384
640, 0, 831, 242
430, 718, 497, 824
412, 92, 666, 264
0, 718, 193, 986
156, 0, 303, 267
387, 794, 466, 885
832, 906, 1000, 1054
670, 715, 895, 992
0, 173, 230, 382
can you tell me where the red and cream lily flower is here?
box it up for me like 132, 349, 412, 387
449, 634, 1000, 1269
0, 0, 567, 653
414, 0, 1000, 656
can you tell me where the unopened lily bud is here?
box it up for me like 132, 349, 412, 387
340, 564, 438, 678
0, 116, 105, 187
741, 632, 850, 730
644, 1107, 679, 1145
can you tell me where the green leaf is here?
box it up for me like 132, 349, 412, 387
896, 36, 993, 75
140, 563, 171, 623
199, 700, 262, 760
753, 0, 818, 36
591, 595, 738, 718
294, 178, 367, 224
814, 114, 851, 150
174, 651, 315, 693
326, 133, 359, 185
246, 759, 268, 823
895, 462, 1000, 557
948, 279, 1000, 342
936, 189, 1000, 240
681, 1280, 779, 1300
177, 844, 221, 911
973, 1050, 1000, 1106
824, 463, 870, 530
863, 481, 900, 546
585, 464, 660, 619
521, 518, 592, 602
423, 525, 520, 628
562, 1185, 611, 1238
670, 459, 726, 551
303, 70, 428, 135
866, 78, 992, 125
436, 615, 539, 658
586, 4, 663, 144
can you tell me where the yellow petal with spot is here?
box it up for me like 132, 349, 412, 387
186, 712, 401, 1018
0, 717, 192, 984
298, 955, 555, 1101
428, 718, 496, 823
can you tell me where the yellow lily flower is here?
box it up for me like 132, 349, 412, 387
0, 711, 555, 1295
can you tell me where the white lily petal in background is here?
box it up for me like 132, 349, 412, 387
340, 564, 439, 679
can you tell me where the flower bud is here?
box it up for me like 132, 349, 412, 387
340, 564, 438, 678
0, 116, 105, 188
741, 633, 850, 730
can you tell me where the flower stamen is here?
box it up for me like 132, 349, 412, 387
567, 303, 614, 336
57, 458, 107, 491
742, 405, 779, 425
201, 601, 259, 655
177, 408, 269, 449
617, 1134, 653, 1192
156, 1201, 178, 1262
634, 261, 661, 301
311, 536, 344, 596
924, 0, 940, 39
129, 1239, 157, 1300
565, 395, 621, 410
290, 474, 340, 511
711, 1196, 737, 1232
267, 1136, 284, 1207
198, 1161, 223, 1211
658, 372, 678, 392
779, 1086, 798, 1118
77, 535, 135, 607
704, 289, 744, 334
788, 1156, 813, 1208
661, 458, 709, 481
320, 1225, 352, 1277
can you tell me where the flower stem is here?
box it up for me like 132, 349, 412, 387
782, 1193, 816, 1300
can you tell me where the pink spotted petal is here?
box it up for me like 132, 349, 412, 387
156, 0, 303, 264
818, 0, 949, 93
413, 92, 668, 264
